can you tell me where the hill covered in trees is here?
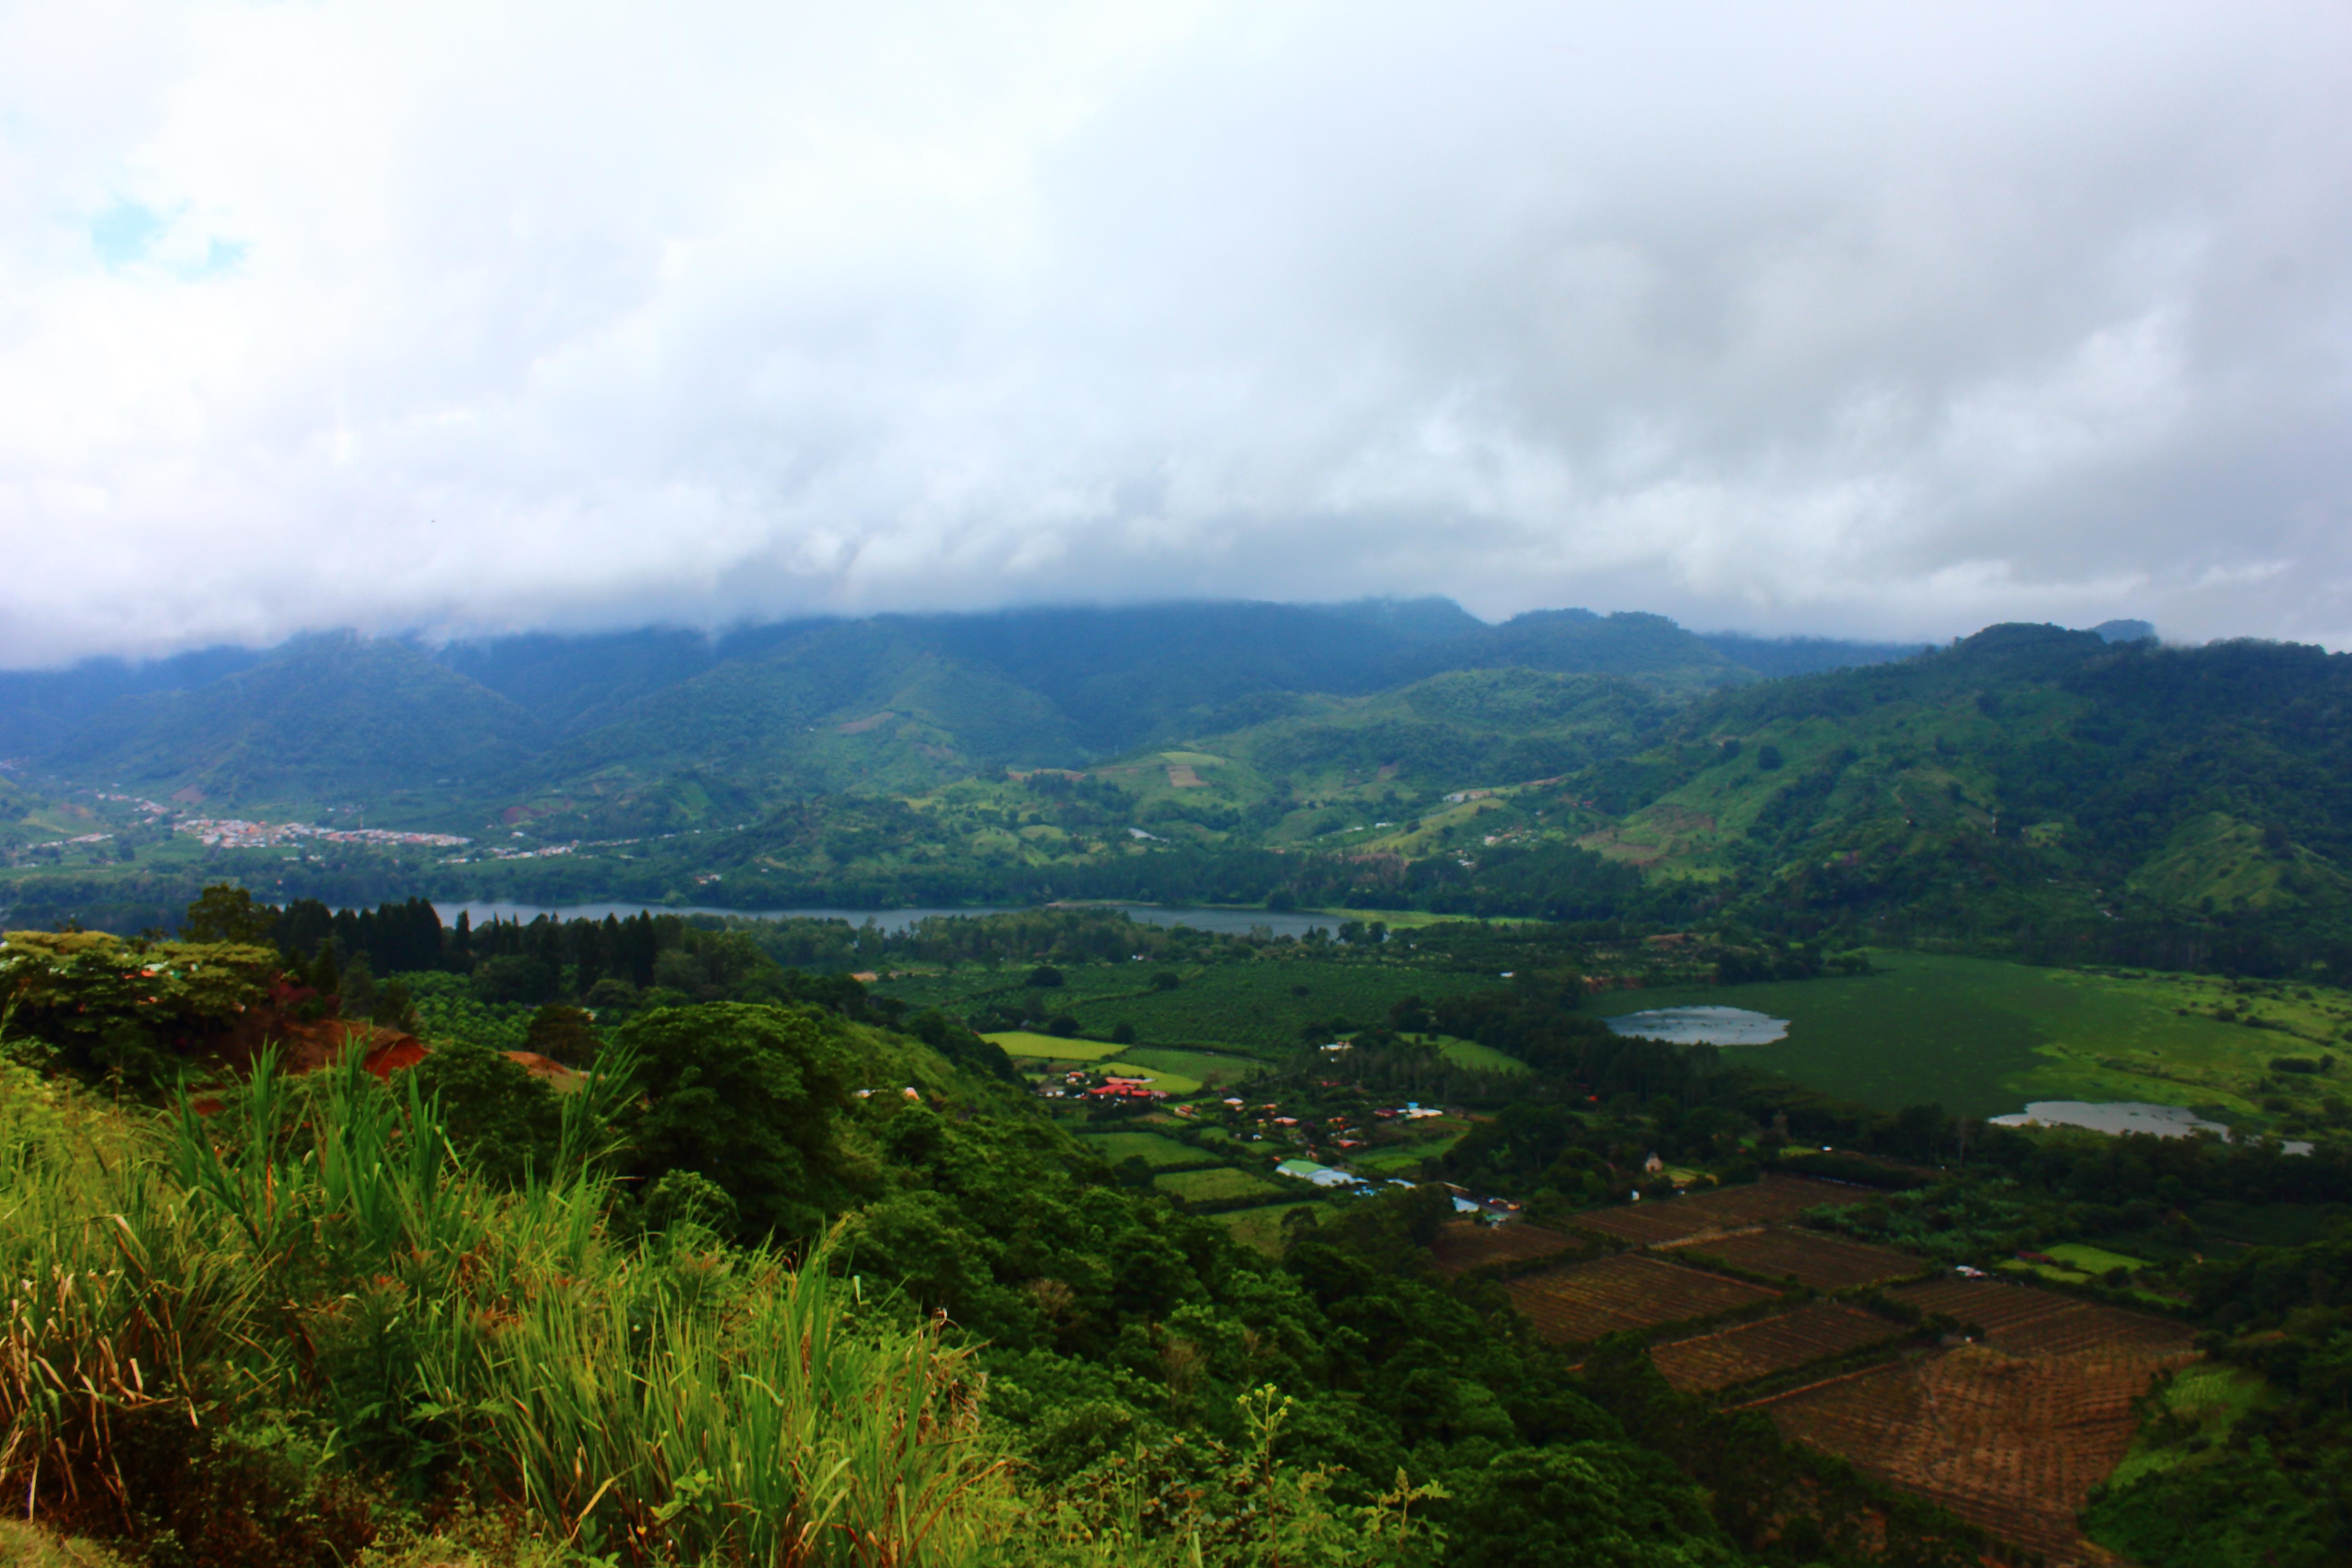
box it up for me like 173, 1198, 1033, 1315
13, 603, 2350, 985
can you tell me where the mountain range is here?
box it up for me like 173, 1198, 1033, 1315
17, 598, 2341, 980
0, 600, 1926, 816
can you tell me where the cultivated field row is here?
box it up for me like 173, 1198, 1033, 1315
1504, 1254, 1784, 1345
1649, 1301, 1907, 1393
1481, 1196, 2205, 1563
1758, 1344, 2195, 1566
1566, 1174, 1860, 1247
1679, 1228, 1926, 1291
1893, 1277, 2197, 1356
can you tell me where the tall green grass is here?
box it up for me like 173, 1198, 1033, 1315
0, 1047, 1006, 1565
0, 1041, 1442, 1567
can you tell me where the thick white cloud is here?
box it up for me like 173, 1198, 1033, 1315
1, 0, 2347, 663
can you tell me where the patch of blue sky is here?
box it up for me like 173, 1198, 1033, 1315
91, 200, 165, 266
186, 237, 247, 278
89, 198, 246, 279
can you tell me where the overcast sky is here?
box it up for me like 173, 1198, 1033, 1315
2, 0, 2347, 666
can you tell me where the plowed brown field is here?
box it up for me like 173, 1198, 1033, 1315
1757, 1344, 2192, 1565
1570, 1175, 1861, 1247
1650, 1302, 1904, 1393
1429, 1219, 1578, 1276
1892, 1278, 2195, 1356
1681, 1229, 1925, 1290
1505, 1254, 1783, 1345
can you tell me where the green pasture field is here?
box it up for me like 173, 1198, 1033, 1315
1155, 1166, 1284, 1205
1097, 1059, 1203, 1094
1115, 1047, 1269, 1088
879, 963, 1167, 1015
1077, 1131, 1219, 1170
1351, 1138, 1453, 1176
1077, 960, 1494, 1053
1215, 1201, 1327, 1256
1435, 1035, 1530, 1074
2043, 1242, 2148, 1274
1591, 950, 2352, 1122
981, 1032, 1125, 1062
877, 953, 1505, 1056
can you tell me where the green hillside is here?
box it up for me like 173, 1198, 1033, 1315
1565, 626, 2352, 955
40, 633, 544, 805
0, 600, 1797, 832
514, 621, 1085, 832
15, 610, 2352, 987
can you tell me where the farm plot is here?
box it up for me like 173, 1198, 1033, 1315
983, 1031, 1126, 1062
1690, 1176, 1864, 1226
1155, 1166, 1284, 1206
1078, 1131, 1218, 1170
1568, 1205, 1728, 1247
1650, 1302, 1905, 1394
1681, 1230, 1926, 1291
1892, 1278, 2195, 1357
1757, 1345, 2194, 1564
1094, 1059, 1204, 1094
1116, 1047, 1265, 1088
1429, 1219, 1578, 1277
1077, 962, 1494, 1054
1505, 1255, 1783, 1346
1571, 1175, 1861, 1248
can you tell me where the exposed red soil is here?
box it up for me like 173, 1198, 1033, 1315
1754, 1344, 2190, 1566
1650, 1302, 1906, 1393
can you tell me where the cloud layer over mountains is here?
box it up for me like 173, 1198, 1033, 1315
3, 0, 2347, 664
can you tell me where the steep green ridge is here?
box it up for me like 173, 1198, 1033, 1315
434, 618, 833, 731
0, 643, 269, 756
42, 633, 545, 804
1083, 667, 1672, 825
1578, 625, 2352, 942
529, 619, 1086, 814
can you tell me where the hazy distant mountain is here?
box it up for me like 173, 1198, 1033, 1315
1695, 632, 1932, 679
0, 645, 269, 757
41, 633, 543, 803
1418, 609, 1752, 691
2087, 619, 2157, 644
0, 599, 1964, 814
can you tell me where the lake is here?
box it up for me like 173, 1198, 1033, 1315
432, 900, 1346, 940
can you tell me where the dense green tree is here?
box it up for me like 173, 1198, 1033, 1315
615, 1002, 862, 1240
0, 929, 276, 1095
471, 953, 557, 1005
180, 883, 277, 945
1446, 1443, 1744, 1568
412, 1039, 562, 1185
522, 1002, 600, 1065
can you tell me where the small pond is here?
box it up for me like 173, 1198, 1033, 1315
1603, 1005, 1790, 1046
1989, 1100, 2312, 1155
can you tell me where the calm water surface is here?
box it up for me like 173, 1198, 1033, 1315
433, 900, 1343, 940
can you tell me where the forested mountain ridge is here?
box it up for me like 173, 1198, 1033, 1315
18, 603, 2336, 977
0, 599, 1805, 813
1570, 625, 2352, 945
39, 632, 547, 802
